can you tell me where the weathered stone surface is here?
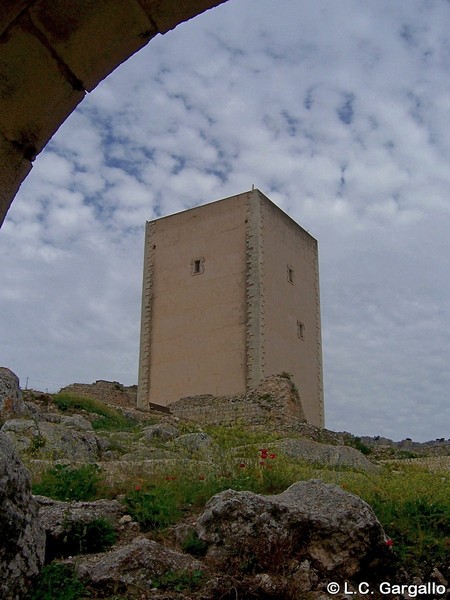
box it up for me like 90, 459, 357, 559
173, 432, 213, 454
0, 16, 85, 155
0, 367, 26, 420
55, 380, 139, 408
1, 417, 104, 460
140, 422, 180, 442
36, 496, 125, 534
0, 0, 31, 36
276, 438, 379, 473
0, 432, 45, 599
171, 374, 306, 427
276, 420, 346, 444
120, 446, 176, 461
29, 0, 157, 92
59, 413, 93, 431
71, 537, 205, 593
38, 412, 93, 431
196, 479, 388, 590
36, 496, 125, 560
0, 134, 33, 226
137, 0, 229, 34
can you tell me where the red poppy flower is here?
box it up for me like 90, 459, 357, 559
135, 484, 141, 492
198, 475, 205, 480
239, 462, 246, 468
269, 453, 276, 459
385, 539, 394, 547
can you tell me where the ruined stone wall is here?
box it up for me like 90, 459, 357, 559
59, 380, 137, 408
170, 374, 306, 427
59, 374, 306, 426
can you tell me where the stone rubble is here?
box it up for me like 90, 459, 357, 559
1, 367, 448, 599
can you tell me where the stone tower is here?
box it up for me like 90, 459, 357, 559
137, 189, 324, 427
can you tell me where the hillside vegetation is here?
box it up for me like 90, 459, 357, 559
5, 389, 450, 599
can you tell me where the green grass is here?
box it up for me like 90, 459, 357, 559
28, 417, 449, 582
123, 485, 182, 530
121, 448, 318, 531
339, 463, 450, 576
152, 569, 205, 593
121, 441, 449, 579
33, 463, 102, 501
181, 530, 208, 557
52, 392, 137, 431
29, 563, 86, 600
204, 423, 281, 449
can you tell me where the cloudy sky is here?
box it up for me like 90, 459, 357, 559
1, 0, 450, 442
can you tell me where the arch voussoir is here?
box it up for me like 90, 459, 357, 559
0, 0, 228, 227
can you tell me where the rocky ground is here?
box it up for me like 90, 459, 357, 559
1, 367, 449, 599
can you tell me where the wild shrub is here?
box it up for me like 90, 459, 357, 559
181, 530, 208, 557
344, 435, 372, 455
205, 424, 280, 449
26, 434, 46, 457
152, 569, 205, 592
29, 563, 85, 600
33, 463, 102, 501
365, 483, 450, 575
46, 517, 117, 561
52, 392, 136, 431
123, 485, 181, 530
334, 464, 450, 578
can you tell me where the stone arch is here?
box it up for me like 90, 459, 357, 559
0, 0, 228, 227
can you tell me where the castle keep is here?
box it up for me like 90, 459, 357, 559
137, 189, 324, 427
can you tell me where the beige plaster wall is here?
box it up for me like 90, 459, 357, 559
139, 194, 249, 406
261, 194, 324, 426
138, 190, 324, 427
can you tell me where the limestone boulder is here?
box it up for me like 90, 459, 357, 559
140, 422, 180, 443
71, 537, 206, 595
1, 417, 105, 461
0, 367, 26, 420
36, 496, 125, 532
35, 496, 125, 561
0, 432, 45, 599
196, 479, 389, 594
173, 432, 214, 454
57, 413, 93, 431
276, 438, 379, 473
